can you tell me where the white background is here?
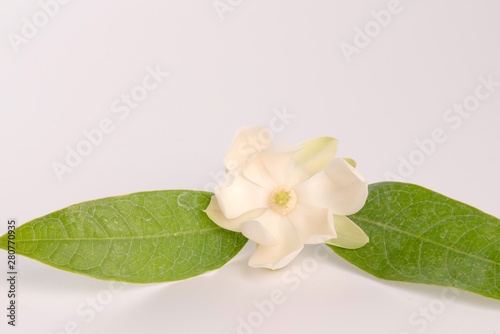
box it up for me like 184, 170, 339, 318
1, 0, 500, 333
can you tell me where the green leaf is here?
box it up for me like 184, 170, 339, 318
0, 190, 247, 283
330, 182, 500, 300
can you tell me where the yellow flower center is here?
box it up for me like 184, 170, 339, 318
268, 186, 297, 215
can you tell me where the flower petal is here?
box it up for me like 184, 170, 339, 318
214, 172, 269, 219
293, 137, 339, 175
223, 126, 273, 171
203, 196, 266, 232
241, 154, 277, 190
248, 211, 303, 270
288, 204, 336, 244
325, 215, 369, 249
289, 164, 312, 186
260, 144, 302, 186
295, 158, 368, 215
241, 219, 278, 246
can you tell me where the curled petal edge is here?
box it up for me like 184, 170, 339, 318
293, 136, 339, 175
203, 196, 266, 232
325, 215, 369, 249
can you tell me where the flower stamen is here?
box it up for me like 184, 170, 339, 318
268, 186, 297, 215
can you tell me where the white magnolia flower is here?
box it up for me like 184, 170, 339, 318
204, 126, 369, 270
